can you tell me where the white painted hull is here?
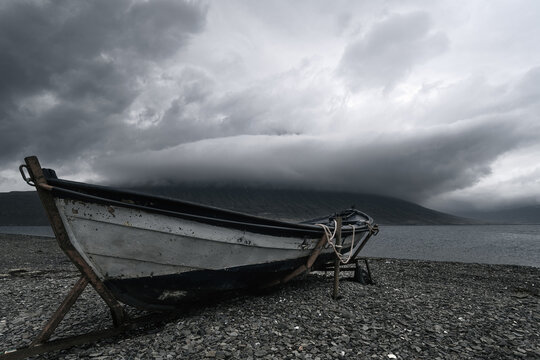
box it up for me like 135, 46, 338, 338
55, 199, 359, 282
21, 158, 376, 310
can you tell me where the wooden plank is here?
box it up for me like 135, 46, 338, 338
332, 217, 343, 299
306, 234, 328, 269
1, 312, 181, 360
31, 276, 88, 345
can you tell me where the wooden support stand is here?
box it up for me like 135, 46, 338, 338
262, 232, 328, 288
1, 311, 181, 360
332, 216, 343, 299
30, 276, 89, 346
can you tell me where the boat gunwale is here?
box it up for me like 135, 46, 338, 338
45, 175, 373, 238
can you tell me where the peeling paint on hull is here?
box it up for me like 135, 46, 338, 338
53, 199, 363, 308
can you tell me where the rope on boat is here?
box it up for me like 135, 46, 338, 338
315, 220, 379, 265
315, 220, 357, 265
366, 222, 379, 236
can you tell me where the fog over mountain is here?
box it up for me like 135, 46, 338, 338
1, 1, 540, 214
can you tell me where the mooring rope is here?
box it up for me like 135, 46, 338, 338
315, 221, 357, 265
316, 220, 337, 243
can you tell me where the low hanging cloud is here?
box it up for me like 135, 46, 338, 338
95, 114, 530, 203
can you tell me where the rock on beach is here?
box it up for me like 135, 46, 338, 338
0, 234, 539, 359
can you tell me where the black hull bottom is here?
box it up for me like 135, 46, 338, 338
104, 254, 334, 310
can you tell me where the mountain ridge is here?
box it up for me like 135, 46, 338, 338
129, 185, 477, 225
0, 186, 478, 226
458, 205, 540, 224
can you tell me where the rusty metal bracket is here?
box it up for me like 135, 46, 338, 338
18, 164, 34, 186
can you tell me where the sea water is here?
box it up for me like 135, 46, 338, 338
1, 224, 539, 267
361, 224, 540, 268
0, 226, 54, 237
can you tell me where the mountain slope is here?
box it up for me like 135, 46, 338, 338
459, 205, 540, 224
129, 186, 475, 225
0, 191, 49, 226
0, 186, 476, 226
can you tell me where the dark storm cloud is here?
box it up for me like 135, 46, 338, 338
338, 11, 449, 91
0, 0, 207, 164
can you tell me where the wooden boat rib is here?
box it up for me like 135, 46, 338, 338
21, 157, 378, 311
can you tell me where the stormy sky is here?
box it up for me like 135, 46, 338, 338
1, 0, 539, 212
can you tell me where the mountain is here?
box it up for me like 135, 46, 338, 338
458, 205, 540, 224
0, 191, 49, 226
0, 186, 475, 226
129, 185, 476, 225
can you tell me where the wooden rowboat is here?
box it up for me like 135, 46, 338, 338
20, 156, 378, 311
0, 156, 378, 359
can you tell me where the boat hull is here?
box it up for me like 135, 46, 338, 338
104, 254, 335, 310
20, 157, 376, 312
55, 198, 359, 309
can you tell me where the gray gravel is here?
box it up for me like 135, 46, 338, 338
1, 234, 539, 359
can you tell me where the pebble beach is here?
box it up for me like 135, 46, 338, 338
1, 234, 539, 359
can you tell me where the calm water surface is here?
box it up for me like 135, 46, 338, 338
0, 226, 54, 237
362, 225, 540, 268
1, 225, 539, 267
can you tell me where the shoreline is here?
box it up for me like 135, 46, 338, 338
1, 234, 539, 359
